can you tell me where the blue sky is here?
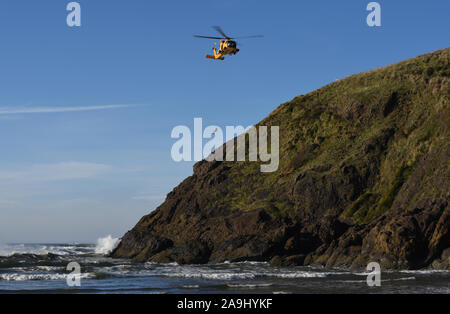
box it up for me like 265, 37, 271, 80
0, 0, 448, 243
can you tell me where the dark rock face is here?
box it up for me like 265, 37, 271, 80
151, 241, 211, 264
112, 48, 450, 269
113, 230, 173, 262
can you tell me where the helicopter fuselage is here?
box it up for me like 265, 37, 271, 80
195, 27, 261, 61
219, 40, 238, 54
206, 40, 239, 60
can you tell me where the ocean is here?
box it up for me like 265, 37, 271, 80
0, 240, 449, 294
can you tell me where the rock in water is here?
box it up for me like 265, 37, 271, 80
113, 48, 450, 270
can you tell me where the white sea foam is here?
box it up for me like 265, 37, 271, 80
273, 291, 292, 294
351, 272, 373, 276
0, 243, 89, 257
181, 285, 200, 289
393, 276, 416, 281
341, 276, 416, 283
155, 266, 332, 280
163, 271, 257, 280
227, 283, 273, 288
0, 244, 49, 256
0, 272, 95, 281
265, 271, 330, 278
95, 235, 120, 255
35, 266, 62, 271
399, 269, 450, 274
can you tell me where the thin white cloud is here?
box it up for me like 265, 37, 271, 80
0, 162, 112, 182
0, 104, 135, 115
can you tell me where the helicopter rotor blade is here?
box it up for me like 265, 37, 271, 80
232, 35, 264, 39
212, 26, 230, 39
194, 29, 263, 41
193, 35, 224, 40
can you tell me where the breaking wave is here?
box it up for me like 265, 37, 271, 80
94, 236, 120, 255
0, 243, 92, 257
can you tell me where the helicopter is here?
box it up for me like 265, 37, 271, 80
194, 26, 263, 60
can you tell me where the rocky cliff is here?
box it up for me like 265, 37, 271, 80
113, 48, 450, 270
